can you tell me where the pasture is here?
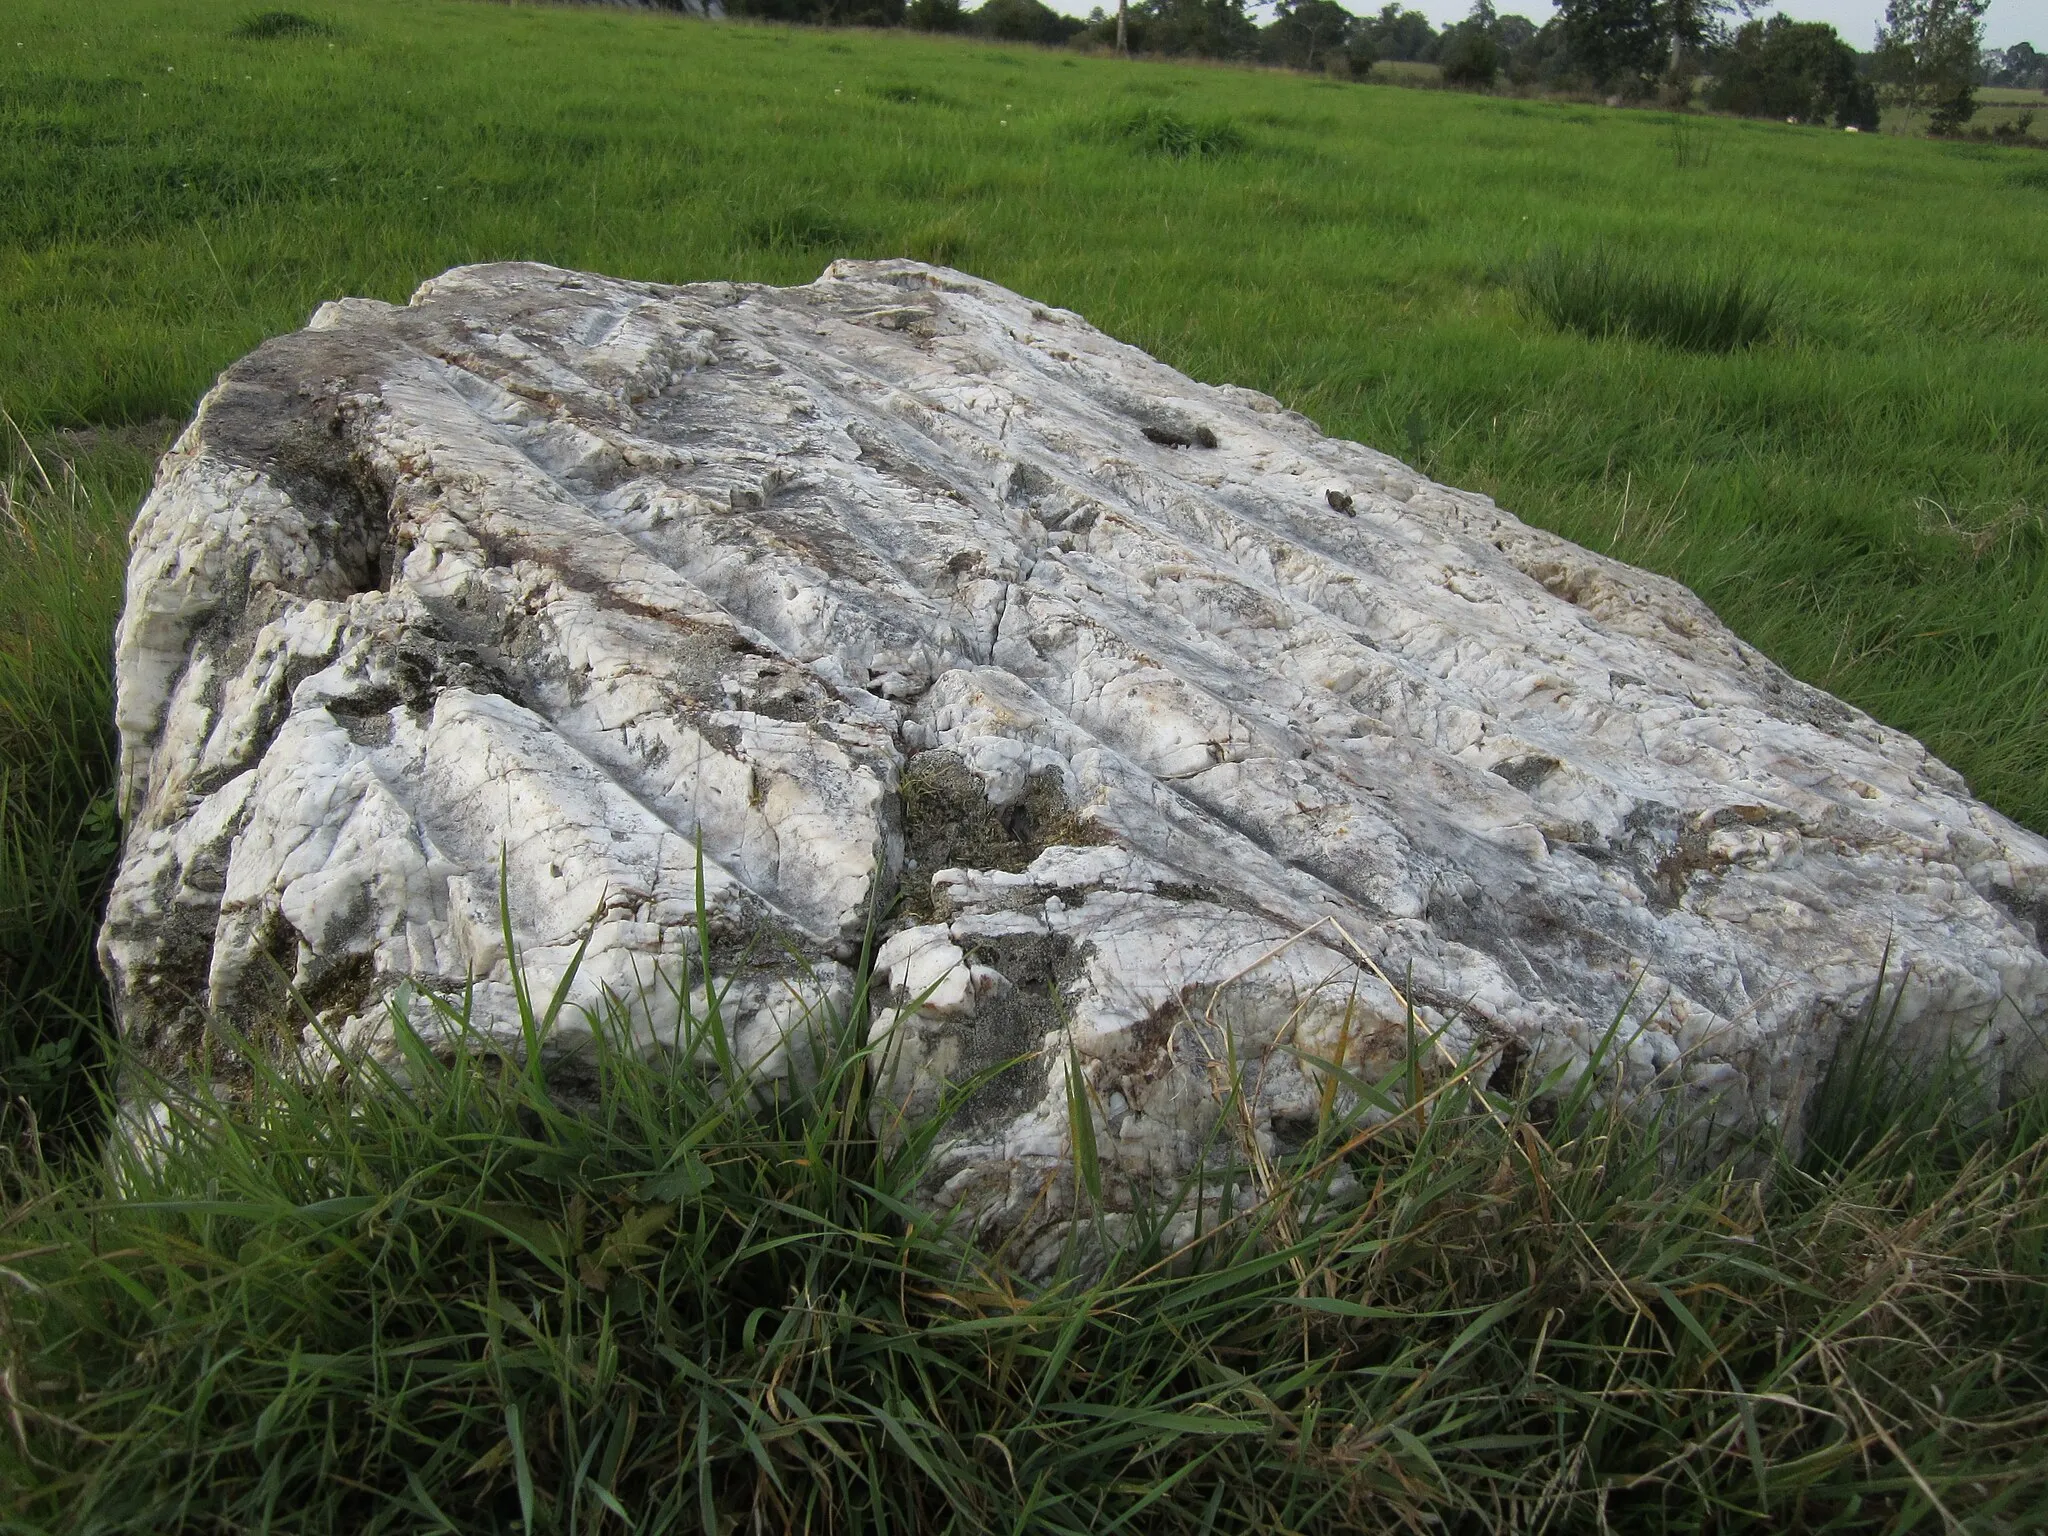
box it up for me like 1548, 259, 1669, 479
2, 1, 2046, 1528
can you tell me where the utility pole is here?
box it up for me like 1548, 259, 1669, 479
1117, 0, 1129, 55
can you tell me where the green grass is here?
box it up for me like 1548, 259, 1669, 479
1369, 59, 1444, 86
1518, 245, 1780, 352
1108, 103, 1252, 157
229, 10, 335, 42
0, 436, 159, 1139
0, 2, 2046, 1522
4, 919, 2046, 1532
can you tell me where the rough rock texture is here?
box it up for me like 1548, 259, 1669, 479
106, 260, 2048, 1250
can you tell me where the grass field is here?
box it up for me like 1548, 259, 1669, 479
1878, 85, 2048, 142
1960, 89, 2048, 143
1367, 57, 1444, 86
2, 0, 2047, 1527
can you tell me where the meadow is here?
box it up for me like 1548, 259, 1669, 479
1880, 86, 2048, 141
2, 0, 2046, 1527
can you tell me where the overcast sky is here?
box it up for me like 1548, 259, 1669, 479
1035, 0, 2040, 51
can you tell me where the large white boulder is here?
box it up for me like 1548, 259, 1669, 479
105, 260, 2047, 1248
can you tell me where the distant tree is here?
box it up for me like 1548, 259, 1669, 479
1555, 0, 1665, 92
1438, 0, 1502, 87
1342, 31, 1380, 73
1358, 3, 1441, 62
965, 0, 1085, 40
907, 0, 962, 27
726, 0, 905, 23
1132, 0, 1259, 57
1659, 0, 1750, 80
1494, 11, 1537, 52
1540, 0, 1754, 94
1873, 0, 1988, 133
1262, 0, 1357, 71
1706, 16, 1879, 128
1981, 40, 2046, 88
1502, 16, 1572, 85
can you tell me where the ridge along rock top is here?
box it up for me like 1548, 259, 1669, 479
106, 260, 2047, 1251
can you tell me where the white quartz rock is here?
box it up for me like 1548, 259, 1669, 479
104, 259, 2048, 1251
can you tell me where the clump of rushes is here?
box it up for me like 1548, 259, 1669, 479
1111, 105, 1250, 158
1519, 246, 1781, 352
4, 887, 2045, 1533
230, 10, 333, 40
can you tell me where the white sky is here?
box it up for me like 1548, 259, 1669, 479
1035, 0, 2041, 52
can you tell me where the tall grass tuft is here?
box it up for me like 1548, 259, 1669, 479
1664, 113, 1710, 171
4, 909, 2046, 1530
230, 10, 333, 40
1519, 246, 1780, 352
1110, 106, 1250, 158
0, 437, 144, 1146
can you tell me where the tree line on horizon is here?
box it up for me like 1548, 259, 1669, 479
676, 0, 2024, 137
1982, 40, 2044, 87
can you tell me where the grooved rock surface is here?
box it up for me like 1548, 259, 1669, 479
107, 260, 2048, 1248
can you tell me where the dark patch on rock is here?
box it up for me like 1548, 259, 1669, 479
300, 950, 376, 1023
1152, 879, 1226, 906
898, 750, 1108, 921
1751, 661, 1855, 729
1105, 998, 1188, 1103
1491, 754, 1561, 793
1568, 801, 1687, 912
325, 686, 403, 720
733, 660, 826, 724
198, 329, 408, 600
944, 930, 1081, 1136
1129, 999, 1176, 1061
218, 909, 305, 1055
1142, 424, 1219, 450
1650, 823, 1718, 911
1987, 883, 2048, 952
845, 420, 964, 499
1642, 803, 1802, 912
1486, 1035, 1530, 1095
328, 692, 397, 747
395, 596, 543, 715
108, 899, 216, 1064
1420, 870, 1672, 1030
